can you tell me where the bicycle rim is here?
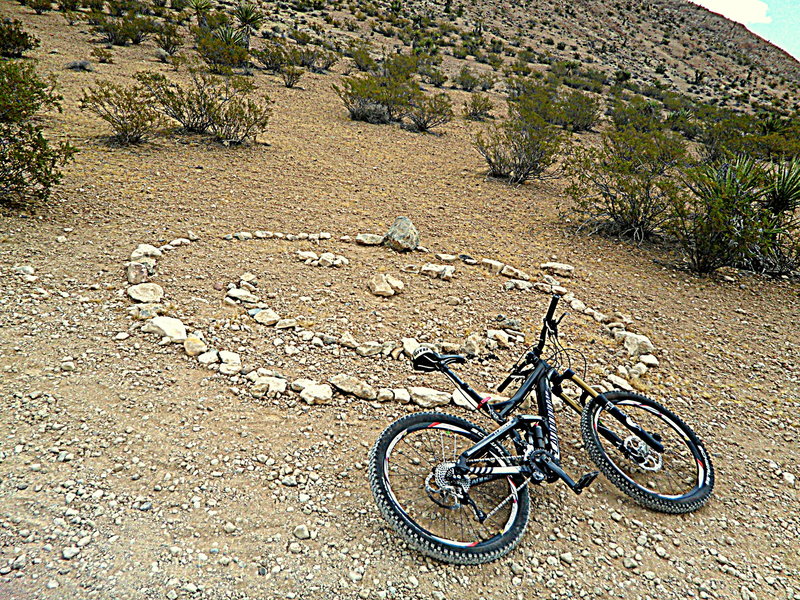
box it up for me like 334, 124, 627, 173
383, 421, 521, 548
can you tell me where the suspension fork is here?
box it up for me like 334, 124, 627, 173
557, 373, 665, 454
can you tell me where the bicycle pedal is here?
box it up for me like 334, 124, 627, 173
574, 471, 600, 494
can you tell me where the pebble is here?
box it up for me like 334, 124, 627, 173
293, 524, 311, 540
62, 547, 80, 560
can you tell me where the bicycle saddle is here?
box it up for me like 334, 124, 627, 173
412, 348, 466, 372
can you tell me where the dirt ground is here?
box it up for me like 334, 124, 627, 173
1, 5, 799, 600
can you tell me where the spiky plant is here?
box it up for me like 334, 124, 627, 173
233, 1, 264, 49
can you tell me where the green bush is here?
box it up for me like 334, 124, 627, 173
553, 89, 600, 132
134, 68, 270, 144
408, 92, 453, 132
1, 18, 41, 58
474, 111, 563, 184
281, 65, 303, 88
463, 93, 493, 121
251, 40, 288, 73
610, 97, 663, 132
196, 29, 249, 72
1, 61, 74, 205
80, 80, 163, 144
333, 73, 417, 124
30, 0, 53, 14
670, 157, 773, 273
347, 39, 376, 72
454, 65, 479, 91
566, 127, 687, 240
155, 22, 183, 55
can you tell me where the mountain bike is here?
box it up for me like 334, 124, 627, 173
368, 294, 714, 564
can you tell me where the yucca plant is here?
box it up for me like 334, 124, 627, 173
188, 0, 212, 29
233, 1, 263, 49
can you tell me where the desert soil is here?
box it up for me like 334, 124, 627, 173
1, 5, 799, 600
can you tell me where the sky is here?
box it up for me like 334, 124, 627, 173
691, 0, 800, 61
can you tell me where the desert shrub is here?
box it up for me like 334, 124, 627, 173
610, 97, 663, 132
408, 92, 453, 132
91, 47, 114, 63
281, 65, 303, 87
58, 0, 79, 10
454, 65, 479, 91
1, 18, 40, 58
478, 72, 495, 91
1, 61, 75, 205
474, 110, 563, 184
380, 53, 418, 81
511, 81, 558, 124
196, 29, 248, 72
80, 80, 162, 144
553, 89, 600, 132
155, 22, 183, 55
251, 40, 288, 73
566, 127, 687, 241
462, 93, 493, 120
670, 157, 773, 273
135, 69, 270, 143
347, 39, 376, 72
333, 73, 417, 124
30, 0, 53, 14
418, 63, 446, 87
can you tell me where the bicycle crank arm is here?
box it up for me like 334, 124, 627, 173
538, 456, 600, 495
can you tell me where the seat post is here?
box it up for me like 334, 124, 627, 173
439, 364, 484, 405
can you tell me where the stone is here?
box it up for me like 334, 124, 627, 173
339, 332, 358, 349
253, 309, 280, 326
480, 258, 504, 274
233, 231, 253, 240
130, 244, 162, 261
421, 263, 455, 280
297, 250, 319, 262
62, 547, 80, 560
293, 524, 311, 540
452, 389, 479, 410
329, 374, 377, 400
385, 274, 404, 293
435, 253, 458, 262
487, 329, 511, 348
356, 233, 384, 246
461, 333, 485, 357
219, 351, 241, 365
227, 288, 259, 303
376, 388, 394, 402
184, 336, 208, 357
393, 388, 411, 403
607, 374, 634, 392
570, 298, 586, 312
197, 350, 219, 365
401, 337, 421, 357
127, 283, 164, 303
500, 264, 530, 281
300, 384, 333, 405
356, 342, 382, 357
560, 552, 574, 565
619, 332, 655, 357
383, 216, 420, 252
629, 363, 648, 378
275, 318, 297, 329
252, 376, 287, 398
142, 317, 187, 342
318, 252, 336, 267
541, 262, 575, 277
640, 354, 659, 367
409, 387, 451, 408
126, 262, 149, 284
368, 274, 395, 297
223, 522, 236, 534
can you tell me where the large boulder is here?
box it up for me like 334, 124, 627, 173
384, 216, 420, 252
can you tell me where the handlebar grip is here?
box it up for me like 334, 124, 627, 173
544, 294, 560, 324
497, 374, 514, 393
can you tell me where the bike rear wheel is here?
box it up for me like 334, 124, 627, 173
581, 391, 714, 513
368, 412, 530, 565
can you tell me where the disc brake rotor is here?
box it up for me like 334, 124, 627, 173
623, 435, 663, 471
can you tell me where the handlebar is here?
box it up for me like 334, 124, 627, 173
497, 295, 561, 393
535, 294, 560, 354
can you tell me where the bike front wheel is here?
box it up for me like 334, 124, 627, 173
581, 391, 714, 513
368, 412, 530, 565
